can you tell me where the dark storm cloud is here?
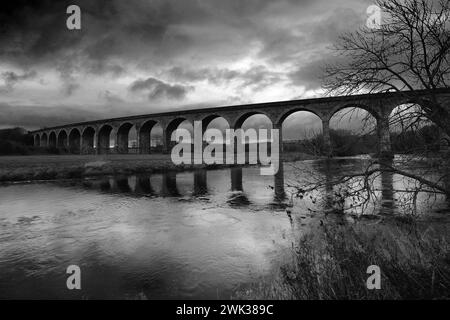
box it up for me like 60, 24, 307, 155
289, 51, 360, 91
167, 65, 282, 90
0, 70, 37, 92
0, 0, 368, 75
0, 0, 84, 62
63, 82, 80, 96
0, 102, 102, 129
167, 67, 240, 84
0, 0, 374, 128
0, 0, 335, 69
289, 57, 331, 90
100, 90, 124, 104
256, 4, 364, 67
239, 66, 283, 90
129, 77, 193, 100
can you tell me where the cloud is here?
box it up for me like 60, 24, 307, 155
167, 67, 237, 84
100, 90, 124, 104
0, 0, 375, 128
167, 65, 283, 90
289, 58, 326, 90
289, 52, 357, 91
0, 70, 37, 92
129, 77, 193, 100
238, 65, 283, 90
0, 0, 367, 73
62, 82, 80, 96
0, 102, 102, 129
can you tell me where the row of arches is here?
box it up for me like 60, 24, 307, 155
33, 103, 440, 155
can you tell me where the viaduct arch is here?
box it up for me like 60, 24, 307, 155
31, 89, 450, 158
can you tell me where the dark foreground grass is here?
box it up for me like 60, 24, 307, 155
235, 217, 450, 299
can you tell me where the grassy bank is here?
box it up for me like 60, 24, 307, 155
0, 154, 202, 182
234, 216, 450, 299
0, 152, 317, 182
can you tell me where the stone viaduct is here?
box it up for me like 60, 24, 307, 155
31, 89, 450, 158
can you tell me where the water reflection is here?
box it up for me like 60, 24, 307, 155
311, 158, 398, 215
324, 161, 334, 212
312, 159, 335, 212
380, 162, 395, 214
115, 177, 131, 193
135, 176, 154, 195
274, 161, 286, 202
64, 166, 289, 208
99, 179, 111, 192
228, 167, 250, 206
161, 171, 180, 197
1, 157, 449, 299
56, 158, 446, 216
193, 169, 208, 197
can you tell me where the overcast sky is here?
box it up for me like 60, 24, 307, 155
0, 0, 373, 130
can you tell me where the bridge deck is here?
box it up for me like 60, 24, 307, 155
30, 89, 449, 133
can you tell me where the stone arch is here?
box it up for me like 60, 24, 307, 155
48, 131, 57, 148
34, 134, 41, 147
68, 128, 81, 154
276, 107, 323, 126
116, 122, 137, 154
165, 117, 193, 151
233, 111, 274, 129
329, 104, 378, 134
328, 105, 379, 157
40, 132, 48, 147
231, 112, 274, 165
388, 102, 439, 153
201, 115, 230, 159
202, 114, 231, 132
97, 124, 114, 154
139, 119, 158, 154
151, 122, 164, 152
57, 130, 68, 149
278, 110, 323, 155
328, 103, 379, 122
388, 101, 432, 130
81, 126, 96, 154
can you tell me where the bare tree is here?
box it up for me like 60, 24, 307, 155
290, 0, 450, 215
324, 0, 450, 135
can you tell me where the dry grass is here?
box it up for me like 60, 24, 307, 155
235, 217, 450, 300
0, 152, 315, 182
0, 154, 188, 182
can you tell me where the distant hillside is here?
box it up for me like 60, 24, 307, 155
0, 127, 34, 155
0, 127, 28, 140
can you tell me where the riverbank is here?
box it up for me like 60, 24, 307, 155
234, 215, 450, 299
0, 152, 317, 183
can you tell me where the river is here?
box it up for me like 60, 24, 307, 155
0, 158, 448, 299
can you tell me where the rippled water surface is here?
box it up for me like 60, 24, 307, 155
0, 159, 448, 299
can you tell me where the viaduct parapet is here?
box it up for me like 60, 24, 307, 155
31, 89, 450, 157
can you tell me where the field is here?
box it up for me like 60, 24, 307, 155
0, 154, 189, 182
0, 152, 316, 182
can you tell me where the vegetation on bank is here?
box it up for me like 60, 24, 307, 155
0, 127, 35, 155
0, 154, 207, 182
235, 217, 450, 299
284, 125, 441, 157
0, 124, 441, 157
0, 152, 316, 183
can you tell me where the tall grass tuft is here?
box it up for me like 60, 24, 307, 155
235, 219, 450, 299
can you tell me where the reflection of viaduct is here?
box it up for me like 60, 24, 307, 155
31, 89, 450, 157
86, 167, 286, 204
79, 165, 397, 212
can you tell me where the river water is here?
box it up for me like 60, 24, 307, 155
0, 158, 448, 299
